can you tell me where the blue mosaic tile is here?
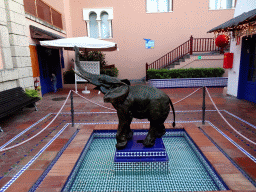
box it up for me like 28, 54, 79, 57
148, 77, 228, 88
62, 130, 228, 191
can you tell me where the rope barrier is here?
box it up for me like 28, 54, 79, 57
0, 113, 52, 150
72, 90, 116, 111
173, 87, 201, 105
73, 87, 201, 113
2, 86, 254, 153
205, 87, 256, 146
0, 91, 71, 152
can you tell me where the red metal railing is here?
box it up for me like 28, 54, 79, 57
24, 0, 63, 29
193, 37, 219, 53
146, 36, 221, 79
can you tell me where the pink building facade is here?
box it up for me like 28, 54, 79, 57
0, 0, 236, 94
65, 0, 235, 80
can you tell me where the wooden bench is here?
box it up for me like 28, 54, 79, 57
0, 87, 40, 120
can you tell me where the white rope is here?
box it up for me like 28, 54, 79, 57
0, 113, 52, 150
173, 87, 201, 105
0, 91, 71, 152
0, 88, 204, 152
73, 87, 201, 112
72, 90, 116, 111
205, 87, 256, 145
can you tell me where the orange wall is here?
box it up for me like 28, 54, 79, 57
66, 0, 234, 79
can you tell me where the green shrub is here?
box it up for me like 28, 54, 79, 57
79, 51, 107, 69
79, 51, 119, 77
64, 50, 119, 83
100, 67, 119, 77
25, 88, 41, 99
63, 67, 119, 84
147, 68, 225, 79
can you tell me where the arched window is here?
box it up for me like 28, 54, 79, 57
89, 12, 98, 38
101, 12, 110, 39
84, 8, 113, 39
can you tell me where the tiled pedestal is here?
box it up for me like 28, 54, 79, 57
114, 135, 169, 175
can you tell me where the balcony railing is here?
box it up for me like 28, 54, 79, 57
24, 0, 63, 29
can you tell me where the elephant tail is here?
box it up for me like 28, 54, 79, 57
169, 98, 176, 127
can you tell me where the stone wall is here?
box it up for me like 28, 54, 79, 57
0, 0, 33, 92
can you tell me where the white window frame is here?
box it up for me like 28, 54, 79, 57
209, 0, 236, 10
83, 8, 113, 39
146, 0, 173, 13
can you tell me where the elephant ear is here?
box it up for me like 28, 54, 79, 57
121, 79, 130, 85
103, 85, 129, 103
100, 86, 109, 94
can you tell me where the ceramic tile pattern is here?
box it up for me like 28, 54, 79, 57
0, 86, 255, 191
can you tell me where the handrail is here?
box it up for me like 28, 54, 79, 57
146, 36, 221, 79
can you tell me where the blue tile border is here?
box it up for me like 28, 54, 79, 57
148, 77, 228, 88
29, 128, 79, 192
183, 131, 229, 190
0, 113, 52, 150
61, 129, 229, 191
0, 123, 70, 192
206, 121, 256, 164
61, 131, 95, 192
1, 108, 255, 191
199, 123, 256, 187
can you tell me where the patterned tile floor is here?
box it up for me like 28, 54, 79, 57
0, 85, 255, 191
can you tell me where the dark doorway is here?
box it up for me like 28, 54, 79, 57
37, 45, 63, 95
238, 34, 256, 103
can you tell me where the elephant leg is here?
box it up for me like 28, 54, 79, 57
116, 114, 133, 149
155, 124, 166, 138
143, 119, 167, 147
143, 121, 158, 147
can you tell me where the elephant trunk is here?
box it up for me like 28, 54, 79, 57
74, 46, 101, 85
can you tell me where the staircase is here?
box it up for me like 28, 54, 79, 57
146, 36, 223, 80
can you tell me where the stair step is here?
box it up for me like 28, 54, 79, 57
183, 54, 190, 59
166, 65, 175, 69
173, 61, 180, 65
179, 58, 185, 62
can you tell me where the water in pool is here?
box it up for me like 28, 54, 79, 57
64, 132, 227, 191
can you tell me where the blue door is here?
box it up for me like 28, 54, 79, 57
238, 35, 256, 103
37, 45, 63, 96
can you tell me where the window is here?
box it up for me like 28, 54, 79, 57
209, 0, 235, 10
146, 0, 172, 13
89, 12, 99, 38
101, 12, 110, 39
83, 8, 113, 39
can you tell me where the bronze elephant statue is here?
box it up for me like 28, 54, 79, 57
74, 46, 175, 149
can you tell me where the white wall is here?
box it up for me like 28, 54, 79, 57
227, 0, 256, 96
0, 0, 34, 91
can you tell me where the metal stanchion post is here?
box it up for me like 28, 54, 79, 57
71, 91, 74, 127
202, 86, 206, 125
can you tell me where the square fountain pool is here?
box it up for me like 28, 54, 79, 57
62, 129, 228, 191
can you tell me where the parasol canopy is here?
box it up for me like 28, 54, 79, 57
40, 36, 117, 51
